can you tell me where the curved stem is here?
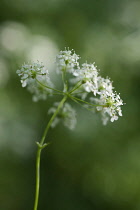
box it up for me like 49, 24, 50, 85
69, 81, 82, 94
40, 95, 67, 145
70, 96, 94, 111
33, 95, 67, 210
36, 78, 64, 95
69, 95, 102, 107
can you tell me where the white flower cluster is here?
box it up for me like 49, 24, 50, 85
48, 102, 77, 130
73, 63, 99, 94
17, 48, 123, 127
96, 77, 123, 124
16, 62, 54, 102
90, 92, 123, 125
56, 48, 80, 74
57, 49, 124, 124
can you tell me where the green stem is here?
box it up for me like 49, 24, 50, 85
71, 91, 87, 95
62, 68, 68, 92
70, 96, 94, 111
40, 95, 67, 145
34, 148, 41, 210
48, 92, 64, 96
69, 95, 102, 107
36, 78, 64, 95
33, 95, 67, 210
69, 81, 82, 94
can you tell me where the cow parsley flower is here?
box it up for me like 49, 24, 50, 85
48, 102, 77, 130
56, 48, 80, 74
17, 48, 125, 210
97, 76, 114, 96
74, 63, 99, 95
96, 77, 123, 124
16, 62, 48, 87
17, 48, 124, 125
16, 61, 54, 101
90, 91, 123, 125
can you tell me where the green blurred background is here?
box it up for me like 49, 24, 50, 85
0, 0, 140, 209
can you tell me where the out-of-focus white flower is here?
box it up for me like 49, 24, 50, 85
48, 102, 77, 130
27, 76, 53, 102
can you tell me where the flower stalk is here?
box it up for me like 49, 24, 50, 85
16, 48, 124, 210
33, 95, 67, 210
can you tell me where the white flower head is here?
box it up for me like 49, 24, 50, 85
97, 76, 114, 96
91, 90, 123, 125
17, 61, 54, 101
17, 48, 124, 125
56, 48, 80, 74
16, 61, 48, 87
